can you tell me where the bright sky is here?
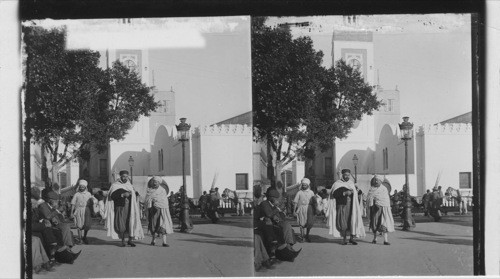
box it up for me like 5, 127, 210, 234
32, 17, 252, 127
267, 14, 472, 125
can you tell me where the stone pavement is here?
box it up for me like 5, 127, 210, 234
33, 215, 254, 278
256, 213, 473, 277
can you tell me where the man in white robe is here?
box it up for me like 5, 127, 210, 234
325, 169, 365, 245
104, 170, 144, 246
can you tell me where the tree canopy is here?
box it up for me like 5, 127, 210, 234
23, 25, 158, 182
252, 17, 381, 184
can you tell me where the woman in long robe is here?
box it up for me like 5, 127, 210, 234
145, 176, 174, 247
366, 176, 395, 245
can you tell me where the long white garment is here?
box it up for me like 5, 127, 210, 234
104, 180, 144, 240
325, 179, 366, 238
145, 186, 174, 234
366, 185, 395, 232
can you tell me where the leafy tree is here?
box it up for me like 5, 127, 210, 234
252, 17, 381, 186
302, 60, 381, 177
23, 25, 158, 186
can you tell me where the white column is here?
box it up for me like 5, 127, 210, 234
187, 129, 194, 198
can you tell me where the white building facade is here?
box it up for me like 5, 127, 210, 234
311, 29, 473, 197
85, 47, 253, 200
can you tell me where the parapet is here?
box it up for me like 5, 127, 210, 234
196, 124, 252, 136
417, 123, 472, 135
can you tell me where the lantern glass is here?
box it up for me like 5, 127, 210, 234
176, 118, 191, 141
179, 129, 189, 140
128, 156, 134, 167
399, 116, 414, 140
352, 154, 359, 166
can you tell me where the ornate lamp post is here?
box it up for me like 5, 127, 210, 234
352, 154, 359, 183
176, 118, 193, 233
128, 156, 134, 184
399, 116, 415, 231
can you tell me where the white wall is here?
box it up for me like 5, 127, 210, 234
419, 124, 473, 192
332, 39, 375, 85
66, 159, 80, 187
375, 124, 416, 176
197, 125, 253, 197
292, 160, 305, 185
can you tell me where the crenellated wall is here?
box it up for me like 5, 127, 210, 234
418, 123, 472, 135
197, 124, 252, 136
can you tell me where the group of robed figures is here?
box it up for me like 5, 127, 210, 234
253, 168, 396, 271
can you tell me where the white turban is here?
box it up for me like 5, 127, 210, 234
78, 180, 88, 187
148, 176, 163, 188
301, 178, 310, 185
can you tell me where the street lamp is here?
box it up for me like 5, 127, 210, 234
352, 154, 359, 183
399, 116, 415, 231
128, 156, 134, 184
176, 117, 193, 233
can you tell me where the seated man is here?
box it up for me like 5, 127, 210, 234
31, 187, 59, 262
255, 187, 300, 262
37, 190, 75, 248
35, 189, 82, 264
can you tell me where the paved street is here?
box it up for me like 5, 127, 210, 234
257, 213, 473, 277
34, 215, 253, 278
32, 212, 474, 278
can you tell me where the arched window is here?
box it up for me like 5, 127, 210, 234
161, 149, 164, 171
158, 150, 161, 171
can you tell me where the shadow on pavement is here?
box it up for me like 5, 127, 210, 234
189, 216, 253, 229
187, 232, 226, 239
391, 216, 473, 229
303, 234, 336, 244
403, 236, 473, 246
81, 236, 126, 247
401, 229, 470, 238
177, 238, 253, 248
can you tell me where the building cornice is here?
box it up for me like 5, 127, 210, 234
196, 124, 252, 136
417, 123, 472, 135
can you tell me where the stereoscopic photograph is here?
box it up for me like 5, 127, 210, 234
251, 14, 475, 276
19, 10, 481, 279
23, 17, 254, 278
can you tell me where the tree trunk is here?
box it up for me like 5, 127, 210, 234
51, 162, 59, 188
41, 143, 49, 186
266, 134, 275, 187
275, 161, 283, 185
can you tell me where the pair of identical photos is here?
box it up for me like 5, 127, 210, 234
24, 14, 474, 278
